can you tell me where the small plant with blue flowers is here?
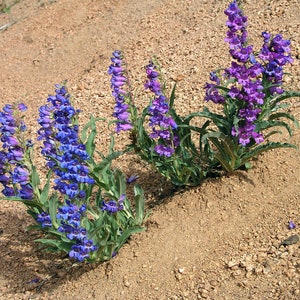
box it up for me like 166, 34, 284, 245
0, 84, 145, 262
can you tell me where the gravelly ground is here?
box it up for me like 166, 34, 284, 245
0, 0, 299, 299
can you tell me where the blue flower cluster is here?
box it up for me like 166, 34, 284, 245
108, 50, 133, 133
57, 201, 98, 261
101, 194, 125, 213
38, 84, 94, 199
0, 103, 34, 199
145, 61, 179, 157
259, 32, 293, 95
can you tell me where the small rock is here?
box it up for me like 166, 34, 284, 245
279, 234, 299, 247
254, 266, 263, 275
227, 259, 239, 268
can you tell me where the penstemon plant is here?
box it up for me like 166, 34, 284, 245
108, 52, 213, 187
200, 0, 300, 172
0, 84, 146, 263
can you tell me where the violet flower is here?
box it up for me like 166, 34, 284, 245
288, 220, 296, 230
259, 32, 293, 95
36, 212, 52, 228
101, 194, 125, 214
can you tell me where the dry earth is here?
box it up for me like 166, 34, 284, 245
0, 0, 300, 299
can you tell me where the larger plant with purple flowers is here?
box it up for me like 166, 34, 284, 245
201, 0, 300, 172
0, 84, 145, 263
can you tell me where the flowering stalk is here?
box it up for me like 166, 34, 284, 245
56, 201, 98, 261
108, 50, 133, 133
144, 60, 179, 157
258, 32, 293, 97
37, 84, 94, 200
1, 83, 146, 263
205, 0, 265, 146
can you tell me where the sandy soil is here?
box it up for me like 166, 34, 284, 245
0, 0, 300, 299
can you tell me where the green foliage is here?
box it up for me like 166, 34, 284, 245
199, 87, 300, 172
131, 85, 212, 186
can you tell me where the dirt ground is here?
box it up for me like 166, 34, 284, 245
0, 0, 300, 299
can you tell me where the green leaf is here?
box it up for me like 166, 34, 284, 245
134, 184, 145, 225
202, 131, 238, 172
81, 115, 106, 157
93, 150, 124, 175
185, 108, 231, 133
49, 192, 60, 228
257, 120, 293, 137
271, 90, 300, 103
113, 169, 126, 198
34, 238, 72, 253
268, 112, 299, 128
169, 83, 177, 109
31, 166, 40, 188
114, 226, 145, 253
240, 142, 297, 166
39, 170, 52, 207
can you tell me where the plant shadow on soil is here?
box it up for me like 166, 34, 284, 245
0, 209, 101, 295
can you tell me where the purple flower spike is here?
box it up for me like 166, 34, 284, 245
144, 60, 179, 157
57, 201, 98, 262
108, 50, 133, 133
204, 0, 273, 147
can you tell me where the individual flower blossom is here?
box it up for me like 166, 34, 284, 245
37, 84, 94, 200
19, 184, 34, 200
12, 166, 30, 185
36, 212, 52, 228
108, 50, 133, 133
126, 174, 139, 184
288, 220, 296, 230
102, 194, 125, 214
144, 61, 179, 156
204, 83, 226, 104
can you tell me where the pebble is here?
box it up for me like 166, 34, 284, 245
227, 259, 239, 268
